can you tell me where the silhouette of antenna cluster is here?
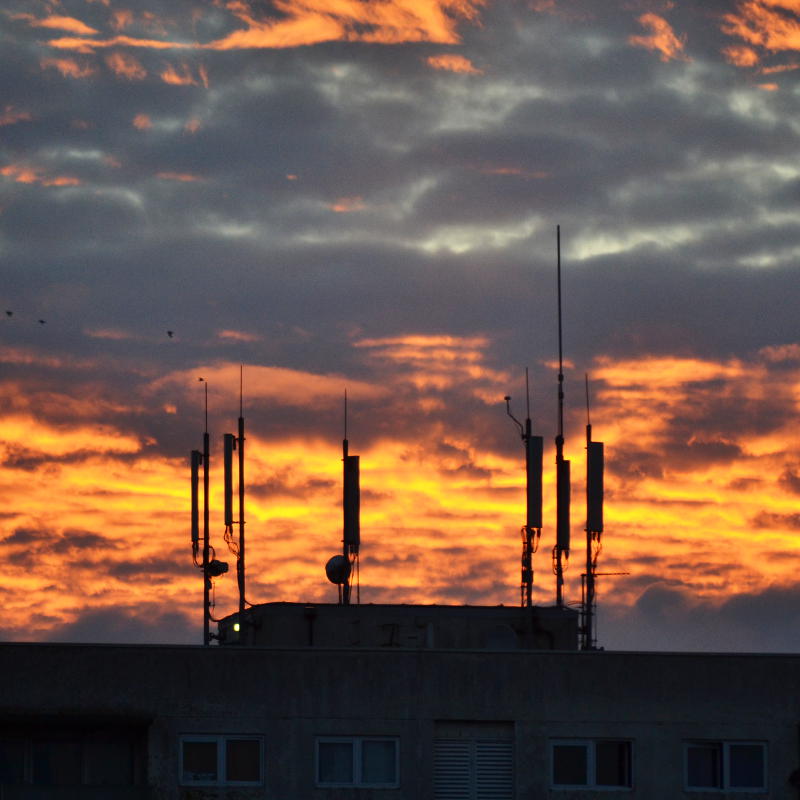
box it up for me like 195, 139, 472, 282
504, 226, 608, 650
325, 390, 361, 605
190, 370, 247, 646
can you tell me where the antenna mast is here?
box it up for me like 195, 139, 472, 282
505, 368, 543, 607
341, 390, 361, 605
582, 373, 604, 649
553, 225, 571, 608
223, 367, 247, 627
191, 378, 228, 646
237, 366, 246, 620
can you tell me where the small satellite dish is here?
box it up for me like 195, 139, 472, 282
325, 554, 351, 585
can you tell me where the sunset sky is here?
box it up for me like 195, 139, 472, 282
3, 0, 800, 651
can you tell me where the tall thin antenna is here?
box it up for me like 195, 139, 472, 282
553, 225, 571, 608
237, 367, 246, 621
200, 378, 210, 645
557, 225, 564, 440
585, 372, 591, 427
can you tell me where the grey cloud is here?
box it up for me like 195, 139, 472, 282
602, 584, 800, 653
44, 606, 200, 645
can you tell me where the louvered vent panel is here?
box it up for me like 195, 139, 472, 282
434, 739, 473, 800
475, 740, 513, 800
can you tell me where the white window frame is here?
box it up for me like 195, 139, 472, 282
179, 735, 263, 787
315, 736, 399, 788
550, 738, 633, 790
684, 741, 767, 793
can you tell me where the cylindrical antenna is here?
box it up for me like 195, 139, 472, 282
190, 450, 202, 545
223, 433, 235, 529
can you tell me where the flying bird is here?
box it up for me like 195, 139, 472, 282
167, 330, 174, 338
5, 311, 12, 317
38, 319, 46, 325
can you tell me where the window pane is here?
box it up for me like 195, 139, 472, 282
318, 741, 353, 784
32, 741, 82, 785
84, 738, 133, 785
182, 740, 217, 783
553, 744, 588, 786
361, 740, 396, 784
687, 744, 721, 788
596, 740, 632, 787
729, 744, 765, 789
226, 739, 260, 783
0, 740, 26, 784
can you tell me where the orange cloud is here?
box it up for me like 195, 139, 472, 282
85, 328, 135, 341
0, 106, 32, 126
110, 9, 134, 31
760, 60, 800, 71
4, 343, 800, 640
47, 34, 191, 54
40, 57, 95, 78
425, 53, 482, 73
217, 329, 263, 343
105, 51, 147, 80
132, 113, 152, 129
629, 13, 689, 61
44, 0, 485, 53
160, 62, 209, 87
155, 171, 204, 182
722, 1, 800, 54
330, 196, 366, 213
722, 43, 761, 66
27, 15, 99, 35
184, 118, 202, 134
479, 166, 550, 179
758, 81, 780, 88
0, 164, 80, 187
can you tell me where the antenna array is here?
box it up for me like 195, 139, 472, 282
503, 225, 608, 641
326, 391, 362, 605
190, 372, 252, 646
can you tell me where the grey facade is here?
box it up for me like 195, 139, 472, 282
1, 604, 799, 798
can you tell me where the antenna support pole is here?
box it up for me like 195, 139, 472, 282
237, 365, 246, 622
203, 427, 210, 646
554, 225, 570, 608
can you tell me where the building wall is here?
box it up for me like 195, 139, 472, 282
1, 643, 798, 799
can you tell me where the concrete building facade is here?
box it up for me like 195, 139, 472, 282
1, 602, 799, 799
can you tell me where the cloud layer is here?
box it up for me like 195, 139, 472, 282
2, 0, 800, 650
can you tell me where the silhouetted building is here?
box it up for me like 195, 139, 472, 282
1, 601, 798, 798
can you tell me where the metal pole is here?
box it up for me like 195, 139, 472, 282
203, 428, 210, 646
238, 412, 245, 620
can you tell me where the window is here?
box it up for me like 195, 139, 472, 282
685, 741, 766, 792
180, 736, 262, 786
1, 729, 140, 788
551, 739, 632, 789
316, 737, 398, 788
